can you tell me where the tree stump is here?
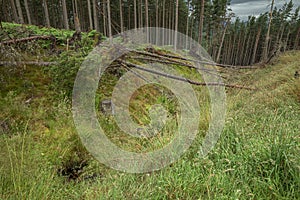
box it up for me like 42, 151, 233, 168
100, 99, 115, 115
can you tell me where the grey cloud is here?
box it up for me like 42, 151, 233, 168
230, 0, 300, 20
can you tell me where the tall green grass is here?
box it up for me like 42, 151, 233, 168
1, 48, 299, 199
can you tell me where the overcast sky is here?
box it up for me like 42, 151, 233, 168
230, 0, 300, 21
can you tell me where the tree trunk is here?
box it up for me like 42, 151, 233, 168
283, 28, 290, 52
16, 0, 24, 24
293, 26, 300, 50
190, 16, 194, 40
62, 0, 69, 29
216, 18, 230, 63
134, 0, 137, 29
107, 0, 112, 43
155, 0, 159, 44
15, 0, 24, 24
243, 29, 252, 65
76, 0, 81, 31
229, 31, 237, 64
73, 0, 81, 32
185, 0, 190, 49
239, 28, 247, 65
234, 30, 242, 65
92, 0, 99, 32
162, 0, 165, 44
251, 27, 261, 64
168, 1, 172, 44
174, 0, 179, 50
262, 0, 275, 62
119, 0, 124, 33
198, 0, 205, 44
87, 0, 93, 30
24, 0, 31, 24
43, 0, 50, 27
145, 0, 149, 42
141, 0, 143, 28
103, 0, 107, 36
128, 3, 131, 29
10, 0, 19, 23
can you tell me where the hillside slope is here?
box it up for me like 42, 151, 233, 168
0, 24, 299, 199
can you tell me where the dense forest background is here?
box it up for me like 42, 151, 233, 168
1, 0, 300, 65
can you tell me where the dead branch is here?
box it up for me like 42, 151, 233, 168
120, 60, 255, 90
0, 61, 57, 66
0, 35, 56, 45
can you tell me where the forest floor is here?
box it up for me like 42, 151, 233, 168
0, 23, 299, 199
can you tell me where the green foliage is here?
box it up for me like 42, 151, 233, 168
47, 51, 85, 97
1, 22, 74, 44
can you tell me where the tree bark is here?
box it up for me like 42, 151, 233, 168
145, 0, 149, 42
262, 0, 275, 62
134, 0, 137, 29
185, 0, 190, 49
139, 0, 144, 28
24, 0, 31, 24
107, 0, 112, 43
174, 0, 179, 50
43, 0, 50, 27
87, 0, 93, 30
92, 0, 99, 32
155, 0, 159, 44
103, 0, 107, 36
62, 0, 69, 29
216, 18, 230, 63
119, 0, 124, 33
293, 26, 300, 50
73, 0, 81, 32
15, 0, 24, 24
162, 0, 165, 44
251, 27, 261, 65
283, 28, 290, 52
198, 0, 205, 44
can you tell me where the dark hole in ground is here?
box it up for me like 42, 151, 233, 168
58, 159, 88, 182
57, 159, 103, 183
0, 120, 11, 135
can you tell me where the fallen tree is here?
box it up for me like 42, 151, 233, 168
0, 35, 56, 46
0, 61, 57, 66
120, 60, 255, 90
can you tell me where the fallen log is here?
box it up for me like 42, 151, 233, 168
128, 56, 223, 78
132, 49, 258, 70
0, 61, 57, 66
0, 35, 56, 46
